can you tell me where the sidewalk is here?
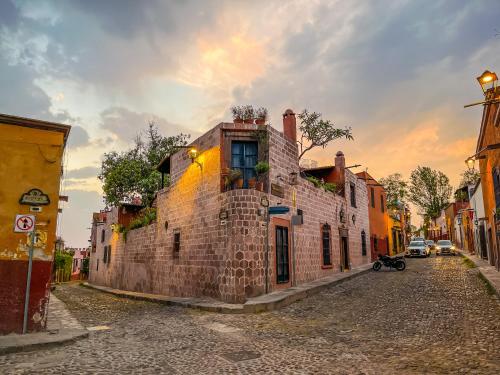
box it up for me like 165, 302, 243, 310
84, 262, 374, 314
0, 294, 88, 355
458, 250, 500, 298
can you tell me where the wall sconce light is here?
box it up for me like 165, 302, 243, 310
188, 147, 202, 169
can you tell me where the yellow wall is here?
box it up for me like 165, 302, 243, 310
388, 216, 403, 255
0, 123, 65, 261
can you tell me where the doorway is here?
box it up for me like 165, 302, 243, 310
275, 225, 289, 284
340, 236, 350, 271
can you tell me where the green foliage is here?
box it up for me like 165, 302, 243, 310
408, 166, 452, 219
256, 107, 268, 120
99, 122, 189, 207
306, 176, 322, 187
454, 189, 468, 202
459, 168, 480, 188
81, 258, 89, 275
122, 208, 157, 241
323, 182, 337, 193
255, 161, 270, 175
54, 251, 73, 281
297, 109, 353, 160
305, 176, 336, 193
380, 173, 408, 207
224, 169, 242, 187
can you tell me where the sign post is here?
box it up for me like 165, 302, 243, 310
14, 214, 36, 334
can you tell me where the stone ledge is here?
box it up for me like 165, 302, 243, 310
458, 250, 500, 299
0, 329, 89, 355
83, 263, 373, 314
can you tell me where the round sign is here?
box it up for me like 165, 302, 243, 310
15, 215, 34, 232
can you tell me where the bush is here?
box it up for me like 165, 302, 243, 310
255, 161, 270, 175
306, 176, 336, 193
123, 208, 157, 241
306, 176, 322, 188
323, 182, 336, 193
54, 251, 73, 282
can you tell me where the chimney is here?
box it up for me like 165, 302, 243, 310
282, 109, 296, 143
334, 151, 346, 188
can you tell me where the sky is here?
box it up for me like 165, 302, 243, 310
1, 0, 499, 247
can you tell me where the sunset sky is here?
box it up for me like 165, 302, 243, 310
1, 0, 499, 247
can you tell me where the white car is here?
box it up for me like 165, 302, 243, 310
405, 240, 430, 257
435, 240, 457, 256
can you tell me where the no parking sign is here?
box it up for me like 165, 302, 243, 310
14, 214, 35, 233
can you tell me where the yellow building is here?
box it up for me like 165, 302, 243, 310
0, 113, 70, 334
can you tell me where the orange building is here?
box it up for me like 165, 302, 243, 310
356, 172, 389, 260
474, 84, 500, 270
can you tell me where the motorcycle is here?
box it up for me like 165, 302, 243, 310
372, 254, 406, 271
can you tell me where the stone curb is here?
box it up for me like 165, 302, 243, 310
83, 263, 374, 314
0, 329, 89, 355
458, 250, 500, 299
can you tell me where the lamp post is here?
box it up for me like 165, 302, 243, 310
476, 70, 498, 94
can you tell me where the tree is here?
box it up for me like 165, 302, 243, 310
459, 168, 480, 188
408, 166, 452, 219
379, 173, 408, 208
297, 109, 353, 160
99, 122, 189, 207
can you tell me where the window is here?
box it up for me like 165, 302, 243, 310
231, 141, 257, 188
173, 231, 180, 258
350, 183, 356, 207
361, 230, 367, 256
103, 245, 108, 263
322, 224, 332, 266
373, 236, 378, 252
101, 229, 105, 243
96, 259, 99, 271
370, 188, 375, 208
107, 245, 111, 264
380, 195, 385, 213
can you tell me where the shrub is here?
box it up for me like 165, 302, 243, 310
255, 161, 270, 175
123, 208, 157, 241
306, 176, 322, 188
323, 183, 336, 193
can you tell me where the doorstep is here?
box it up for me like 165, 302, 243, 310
83, 262, 373, 314
458, 250, 500, 299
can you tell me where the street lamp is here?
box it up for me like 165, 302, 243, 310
187, 147, 202, 169
476, 70, 498, 94
466, 157, 475, 170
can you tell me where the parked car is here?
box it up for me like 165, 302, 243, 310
405, 240, 430, 257
425, 240, 436, 250
435, 240, 456, 256
413, 237, 425, 241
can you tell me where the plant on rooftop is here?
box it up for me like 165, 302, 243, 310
297, 109, 353, 161
231, 106, 243, 123
242, 105, 255, 123
255, 107, 268, 124
306, 176, 322, 188
122, 207, 157, 241
99, 122, 190, 208
323, 182, 337, 193
255, 161, 270, 175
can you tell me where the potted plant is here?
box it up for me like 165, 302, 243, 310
231, 106, 243, 123
255, 107, 268, 125
248, 177, 257, 189
255, 161, 270, 191
242, 105, 255, 124
224, 169, 242, 190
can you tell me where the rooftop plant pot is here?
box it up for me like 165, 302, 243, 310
248, 177, 257, 189
234, 117, 243, 124
235, 177, 244, 189
243, 118, 254, 124
255, 118, 265, 125
256, 181, 264, 191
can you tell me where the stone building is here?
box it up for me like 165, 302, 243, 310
89, 110, 371, 303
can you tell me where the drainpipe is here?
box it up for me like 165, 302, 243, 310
22, 230, 35, 334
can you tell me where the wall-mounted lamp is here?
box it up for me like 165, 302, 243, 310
188, 147, 202, 169
466, 157, 475, 171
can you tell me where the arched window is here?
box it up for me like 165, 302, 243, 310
322, 223, 332, 266
101, 229, 105, 243
361, 230, 367, 256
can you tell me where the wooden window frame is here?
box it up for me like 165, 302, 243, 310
173, 230, 181, 258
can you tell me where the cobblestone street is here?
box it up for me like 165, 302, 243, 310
1, 255, 499, 374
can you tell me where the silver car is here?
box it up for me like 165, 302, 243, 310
406, 240, 430, 257
435, 240, 456, 256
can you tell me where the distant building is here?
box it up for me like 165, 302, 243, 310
356, 172, 389, 260
0, 113, 70, 334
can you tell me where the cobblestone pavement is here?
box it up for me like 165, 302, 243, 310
1, 256, 499, 374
